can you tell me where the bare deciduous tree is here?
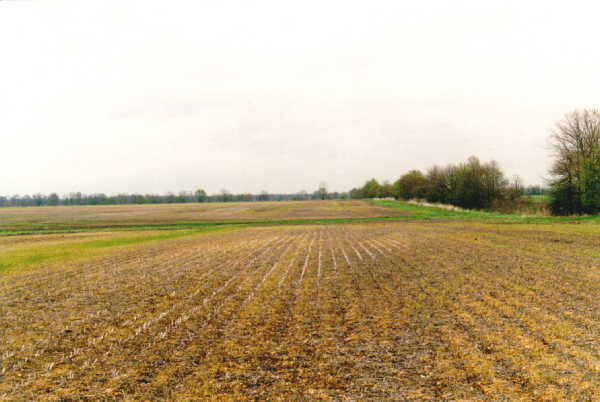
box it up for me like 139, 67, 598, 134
549, 109, 600, 215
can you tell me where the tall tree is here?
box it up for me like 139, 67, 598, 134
379, 180, 394, 198
394, 170, 427, 200
361, 179, 381, 199
195, 189, 207, 202
548, 109, 600, 215
317, 182, 328, 200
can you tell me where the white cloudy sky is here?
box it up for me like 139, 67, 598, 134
1, 0, 599, 195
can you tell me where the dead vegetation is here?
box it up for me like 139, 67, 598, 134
0, 200, 399, 231
1, 222, 600, 400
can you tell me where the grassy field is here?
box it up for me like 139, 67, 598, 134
1, 201, 600, 399
526, 194, 551, 203
371, 199, 600, 224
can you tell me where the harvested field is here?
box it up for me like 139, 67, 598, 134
2, 222, 600, 400
0, 200, 400, 231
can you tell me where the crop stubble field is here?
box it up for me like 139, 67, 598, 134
0, 200, 399, 232
2, 218, 600, 400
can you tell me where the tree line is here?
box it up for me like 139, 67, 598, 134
0, 184, 347, 208
349, 156, 526, 212
348, 109, 600, 216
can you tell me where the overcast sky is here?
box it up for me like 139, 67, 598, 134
1, 1, 599, 195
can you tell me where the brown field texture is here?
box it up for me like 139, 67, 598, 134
2, 222, 600, 400
0, 200, 398, 230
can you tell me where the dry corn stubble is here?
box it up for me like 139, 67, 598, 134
1, 222, 600, 400
0, 200, 401, 231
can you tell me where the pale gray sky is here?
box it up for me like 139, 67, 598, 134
1, 0, 599, 195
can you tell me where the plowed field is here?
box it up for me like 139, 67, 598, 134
2, 222, 600, 400
0, 200, 401, 232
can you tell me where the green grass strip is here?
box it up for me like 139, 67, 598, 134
370, 199, 600, 223
0, 226, 238, 277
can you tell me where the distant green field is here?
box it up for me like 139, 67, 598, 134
370, 199, 598, 224
526, 194, 550, 203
